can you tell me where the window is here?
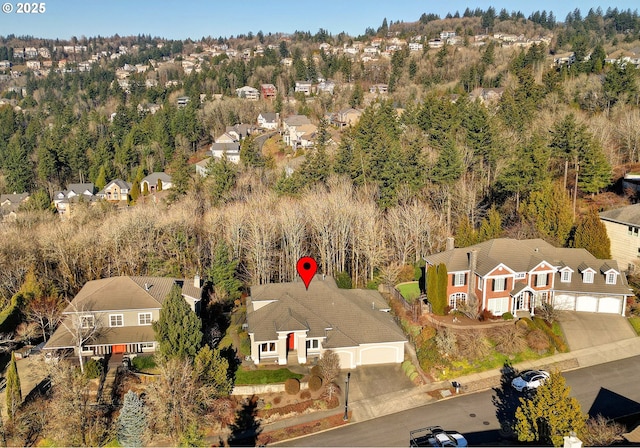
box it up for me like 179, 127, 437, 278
635, 227, 639, 237
453, 273, 466, 287
493, 277, 506, 292
515, 272, 526, 280
477, 275, 483, 291
449, 293, 467, 309
109, 314, 124, 327
306, 339, 320, 350
140, 342, 154, 349
80, 315, 95, 329
138, 313, 152, 325
606, 272, 616, 284
583, 271, 594, 283
260, 342, 276, 353
561, 270, 572, 282
629, 226, 634, 235
535, 274, 548, 287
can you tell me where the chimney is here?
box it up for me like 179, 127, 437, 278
446, 236, 455, 251
468, 249, 478, 297
194, 274, 201, 288
144, 283, 150, 291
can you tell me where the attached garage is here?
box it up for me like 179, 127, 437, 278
359, 343, 404, 365
554, 294, 576, 310
576, 296, 598, 312
598, 297, 624, 314
334, 349, 356, 370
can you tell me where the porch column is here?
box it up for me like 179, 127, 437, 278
277, 333, 287, 365
297, 333, 307, 364
249, 334, 260, 365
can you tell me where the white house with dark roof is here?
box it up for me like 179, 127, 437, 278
140, 172, 172, 194
44, 276, 203, 357
246, 276, 406, 369
600, 203, 640, 272
257, 112, 279, 130
53, 183, 95, 216
424, 238, 632, 317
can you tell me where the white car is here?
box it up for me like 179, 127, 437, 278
511, 369, 550, 392
410, 426, 468, 447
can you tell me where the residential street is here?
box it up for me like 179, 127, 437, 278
277, 355, 640, 447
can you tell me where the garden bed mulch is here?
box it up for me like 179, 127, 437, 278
257, 411, 351, 445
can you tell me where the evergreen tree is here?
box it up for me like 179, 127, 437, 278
578, 139, 611, 195
426, 265, 439, 313
6, 352, 21, 421
117, 390, 147, 447
435, 263, 449, 315
129, 179, 141, 203
240, 136, 265, 168
206, 241, 242, 303
5, 132, 33, 193
193, 345, 232, 398
167, 150, 191, 199
573, 208, 611, 258
153, 284, 203, 360
478, 206, 503, 242
454, 219, 478, 248
207, 156, 237, 206
519, 180, 574, 246
515, 372, 586, 446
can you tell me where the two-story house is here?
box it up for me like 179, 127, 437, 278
282, 115, 316, 149
0, 192, 29, 222
600, 203, 640, 272
257, 112, 279, 130
44, 276, 203, 357
261, 83, 277, 100
53, 183, 95, 217
236, 86, 260, 100
424, 238, 631, 317
97, 179, 132, 203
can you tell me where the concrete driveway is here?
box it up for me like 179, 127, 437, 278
558, 311, 636, 351
338, 363, 415, 405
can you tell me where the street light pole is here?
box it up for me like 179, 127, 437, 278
343, 372, 351, 421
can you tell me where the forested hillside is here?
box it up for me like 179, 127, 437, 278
1, 7, 640, 303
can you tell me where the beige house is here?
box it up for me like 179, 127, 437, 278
247, 276, 406, 369
600, 204, 640, 272
44, 276, 203, 357
97, 179, 131, 203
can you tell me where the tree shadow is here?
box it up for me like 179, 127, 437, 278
491, 361, 522, 440
228, 395, 262, 446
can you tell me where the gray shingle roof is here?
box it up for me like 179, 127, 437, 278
247, 277, 405, 348
600, 204, 640, 226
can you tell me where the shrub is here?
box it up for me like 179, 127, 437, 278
300, 390, 311, 400
526, 328, 551, 352
417, 325, 436, 344
131, 355, 156, 371
581, 414, 626, 446
308, 375, 322, 392
409, 371, 419, 382
435, 327, 458, 358
479, 309, 497, 321
84, 359, 103, 379
273, 396, 281, 405
310, 365, 321, 377
457, 330, 492, 361
336, 271, 352, 289
284, 378, 300, 395
502, 312, 514, 320
490, 325, 527, 355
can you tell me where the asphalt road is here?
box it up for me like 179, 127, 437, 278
278, 355, 640, 447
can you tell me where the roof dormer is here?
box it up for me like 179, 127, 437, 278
601, 263, 620, 285
559, 266, 574, 283
578, 263, 596, 284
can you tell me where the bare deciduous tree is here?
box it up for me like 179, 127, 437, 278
59, 301, 104, 373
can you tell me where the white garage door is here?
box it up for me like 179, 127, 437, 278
576, 296, 598, 312
360, 345, 400, 365
554, 294, 576, 310
334, 350, 355, 369
598, 297, 623, 314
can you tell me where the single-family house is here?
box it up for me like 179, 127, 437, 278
295, 81, 313, 96
282, 115, 315, 149
209, 142, 241, 164
600, 203, 640, 273
0, 192, 29, 222
316, 80, 335, 95
53, 183, 96, 217
195, 157, 211, 177
257, 112, 279, 130
97, 179, 132, 203
261, 83, 277, 100
140, 172, 172, 194
247, 276, 406, 368
369, 84, 388, 94
332, 108, 362, 127
44, 276, 203, 357
177, 96, 190, 107
236, 86, 260, 100
424, 238, 632, 317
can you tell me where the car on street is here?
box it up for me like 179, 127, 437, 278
409, 426, 468, 447
511, 369, 550, 392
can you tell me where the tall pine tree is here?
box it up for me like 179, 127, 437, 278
573, 208, 611, 258
153, 284, 203, 360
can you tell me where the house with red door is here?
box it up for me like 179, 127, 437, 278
246, 276, 405, 369
44, 276, 203, 358
424, 238, 631, 317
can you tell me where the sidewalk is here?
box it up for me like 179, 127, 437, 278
265, 335, 640, 437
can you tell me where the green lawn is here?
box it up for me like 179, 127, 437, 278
629, 316, 640, 335
235, 368, 304, 385
397, 282, 420, 302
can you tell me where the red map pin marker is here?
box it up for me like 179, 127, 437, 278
296, 256, 318, 290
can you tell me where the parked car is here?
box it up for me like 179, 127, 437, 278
511, 369, 550, 392
410, 426, 468, 447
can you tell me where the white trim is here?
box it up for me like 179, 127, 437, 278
138, 312, 153, 325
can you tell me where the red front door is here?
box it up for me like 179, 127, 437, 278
287, 333, 295, 350
112, 344, 126, 354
